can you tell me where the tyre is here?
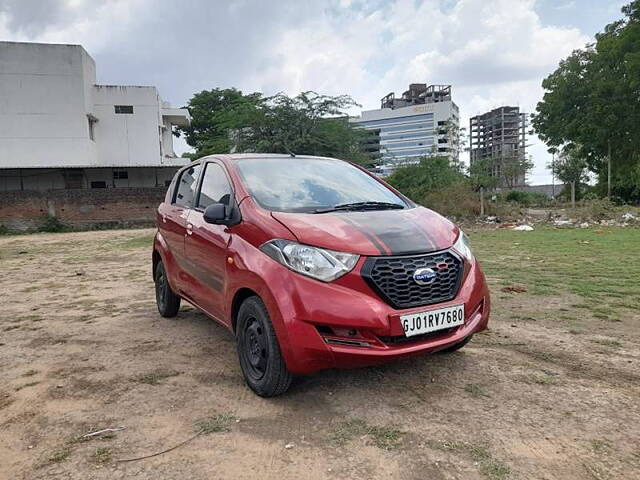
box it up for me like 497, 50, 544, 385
440, 334, 473, 353
236, 296, 292, 397
154, 260, 181, 318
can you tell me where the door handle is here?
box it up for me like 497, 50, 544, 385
186, 223, 193, 235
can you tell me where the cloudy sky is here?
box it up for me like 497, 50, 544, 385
0, 0, 628, 184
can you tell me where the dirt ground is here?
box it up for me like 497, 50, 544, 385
1, 228, 638, 480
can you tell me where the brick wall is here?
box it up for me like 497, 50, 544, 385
0, 188, 167, 231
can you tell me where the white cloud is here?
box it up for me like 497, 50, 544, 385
0, 0, 592, 183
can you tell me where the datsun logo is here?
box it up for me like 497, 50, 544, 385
413, 267, 437, 285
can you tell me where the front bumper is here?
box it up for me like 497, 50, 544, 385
261, 254, 491, 375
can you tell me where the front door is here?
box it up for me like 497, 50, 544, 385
184, 162, 234, 323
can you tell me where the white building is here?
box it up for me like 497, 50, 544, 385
351, 84, 460, 176
0, 41, 190, 191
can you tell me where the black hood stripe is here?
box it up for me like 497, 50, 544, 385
339, 215, 389, 255
340, 211, 437, 256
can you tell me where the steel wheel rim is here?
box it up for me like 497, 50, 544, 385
155, 267, 166, 307
241, 316, 268, 381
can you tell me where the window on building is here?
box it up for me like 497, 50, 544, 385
114, 105, 134, 114
91, 181, 107, 189
174, 164, 202, 207
197, 163, 232, 209
113, 170, 129, 180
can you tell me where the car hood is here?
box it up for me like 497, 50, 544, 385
271, 207, 459, 256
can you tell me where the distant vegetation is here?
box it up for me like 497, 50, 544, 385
176, 88, 369, 164
532, 1, 640, 203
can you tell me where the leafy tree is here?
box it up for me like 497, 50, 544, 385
177, 89, 369, 163
385, 156, 465, 202
242, 91, 369, 163
498, 154, 534, 188
550, 143, 590, 206
468, 157, 500, 215
532, 1, 640, 201
176, 88, 263, 158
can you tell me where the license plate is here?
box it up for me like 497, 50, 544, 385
400, 304, 464, 337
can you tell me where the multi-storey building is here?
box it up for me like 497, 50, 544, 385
469, 106, 527, 186
0, 41, 190, 191
350, 84, 460, 176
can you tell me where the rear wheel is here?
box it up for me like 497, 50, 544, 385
440, 334, 473, 353
236, 296, 292, 397
154, 260, 180, 318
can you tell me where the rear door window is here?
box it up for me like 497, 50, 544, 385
174, 164, 202, 207
197, 163, 232, 209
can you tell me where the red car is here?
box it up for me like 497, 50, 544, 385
153, 154, 490, 396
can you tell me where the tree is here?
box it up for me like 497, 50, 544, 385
386, 156, 465, 203
468, 157, 500, 216
550, 143, 590, 207
177, 89, 369, 163
499, 154, 534, 188
242, 91, 368, 163
532, 1, 640, 201
176, 88, 263, 158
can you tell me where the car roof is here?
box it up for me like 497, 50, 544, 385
198, 153, 342, 162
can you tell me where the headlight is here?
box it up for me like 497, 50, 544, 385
260, 240, 359, 282
453, 231, 474, 263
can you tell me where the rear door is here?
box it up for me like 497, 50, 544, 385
159, 163, 202, 290
184, 162, 234, 322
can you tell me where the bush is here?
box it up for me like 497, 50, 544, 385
38, 215, 71, 233
504, 190, 552, 207
386, 156, 465, 202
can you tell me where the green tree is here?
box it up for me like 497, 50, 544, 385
385, 156, 465, 202
468, 157, 500, 215
176, 88, 263, 158
532, 1, 640, 201
550, 143, 590, 206
242, 91, 368, 163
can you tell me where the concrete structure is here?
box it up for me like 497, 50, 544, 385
469, 106, 527, 187
350, 84, 460, 176
0, 41, 190, 191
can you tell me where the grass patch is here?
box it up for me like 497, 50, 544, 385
330, 418, 403, 450
195, 414, 236, 434
47, 446, 72, 464
521, 373, 558, 386
93, 447, 112, 463
464, 383, 491, 398
116, 234, 155, 250
591, 338, 621, 348
429, 440, 511, 479
15, 381, 40, 391
472, 227, 640, 315
131, 369, 180, 385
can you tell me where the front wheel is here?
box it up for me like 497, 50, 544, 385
236, 296, 292, 397
154, 260, 181, 318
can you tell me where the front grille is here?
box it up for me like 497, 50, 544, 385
362, 250, 463, 309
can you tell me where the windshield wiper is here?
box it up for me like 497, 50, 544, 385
314, 201, 405, 214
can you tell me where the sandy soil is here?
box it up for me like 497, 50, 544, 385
0, 229, 638, 480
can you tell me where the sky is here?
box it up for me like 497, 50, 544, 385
0, 0, 629, 184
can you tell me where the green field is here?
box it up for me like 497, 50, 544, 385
471, 227, 640, 321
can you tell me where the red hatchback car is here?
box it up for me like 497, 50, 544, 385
153, 154, 490, 396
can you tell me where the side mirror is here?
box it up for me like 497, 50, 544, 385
203, 203, 227, 224
202, 201, 242, 226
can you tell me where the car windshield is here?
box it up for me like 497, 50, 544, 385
235, 157, 407, 213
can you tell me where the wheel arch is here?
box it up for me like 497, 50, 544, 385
230, 287, 260, 334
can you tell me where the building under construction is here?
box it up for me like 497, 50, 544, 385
469, 106, 527, 186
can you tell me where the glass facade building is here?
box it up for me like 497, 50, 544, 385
350, 84, 459, 175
